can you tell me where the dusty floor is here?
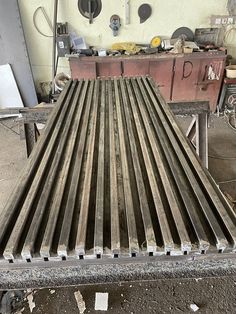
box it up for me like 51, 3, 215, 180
1, 115, 236, 313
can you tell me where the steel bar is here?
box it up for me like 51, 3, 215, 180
51, 0, 59, 95
24, 123, 37, 156
0, 77, 236, 266
196, 113, 208, 168
186, 116, 197, 142
168, 101, 209, 115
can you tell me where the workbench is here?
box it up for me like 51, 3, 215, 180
69, 51, 226, 111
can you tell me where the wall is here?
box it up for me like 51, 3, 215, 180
18, 0, 232, 89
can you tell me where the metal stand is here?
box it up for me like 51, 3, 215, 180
0, 105, 52, 156
169, 101, 209, 168
0, 101, 209, 165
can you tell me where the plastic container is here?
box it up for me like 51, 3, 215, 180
183, 47, 193, 54
226, 65, 236, 78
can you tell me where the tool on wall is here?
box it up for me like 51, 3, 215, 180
138, 3, 152, 24
171, 27, 194, 41
78, 0, 102, 24
56, 23, 70, 57
110, 15, 121, 36
125, 0, 130, 24
33, 7, 53, 37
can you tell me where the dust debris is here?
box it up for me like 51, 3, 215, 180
190, 303, 199, 312
195, 278, 203, 282
27, 292, 35, 313
15, 307, 25, 314
74, 290, 86, 314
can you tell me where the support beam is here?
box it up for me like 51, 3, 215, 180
196, 113, 208, 169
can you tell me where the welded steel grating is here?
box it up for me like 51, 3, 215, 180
1, 77, 236, 264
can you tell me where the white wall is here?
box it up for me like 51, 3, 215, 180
18, 0, 232, 88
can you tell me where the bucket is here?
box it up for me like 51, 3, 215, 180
226, 65, 236, 78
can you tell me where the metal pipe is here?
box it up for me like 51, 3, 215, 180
51, 0, 59, 96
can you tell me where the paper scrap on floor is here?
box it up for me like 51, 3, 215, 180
0, 64, 24, 119
95, 292, 108, 311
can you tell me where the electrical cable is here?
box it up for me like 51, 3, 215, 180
33, 7, 53, 38
223, 25, 236, 46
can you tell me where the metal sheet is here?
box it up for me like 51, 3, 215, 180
1, 77, 236, 265
0, 0, 37, 108
0, 64, 24, 119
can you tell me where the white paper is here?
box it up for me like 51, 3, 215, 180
95, 292, 108, 311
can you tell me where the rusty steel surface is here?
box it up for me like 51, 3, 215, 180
1, 77, 236, 266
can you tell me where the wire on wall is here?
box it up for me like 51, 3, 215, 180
33, 7, 53, 38
223, 25, 236, 46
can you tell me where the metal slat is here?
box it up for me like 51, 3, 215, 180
142, 78, 230, 251
137, 78, 211, 251
75, 80, 100, 256
1, 76, 236, 264
108, 80, 121, 255
113, 79, 139, 255
0, 81, 73, 253
94, 80, 106, 256
40, 80, 89, 258
57, 80, 92, 257
120, 79, 156, 253
129, 78, 191, 253
3, 81, 78, 260
21, 81, 84, 260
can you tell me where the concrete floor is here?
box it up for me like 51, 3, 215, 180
1, 115, 236, 313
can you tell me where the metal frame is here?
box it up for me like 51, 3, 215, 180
1, 253, 236, 290
0, 88, 232, 291
0, 106, 53, 157
169, 101, 209, 168
0, 101, 209, 166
